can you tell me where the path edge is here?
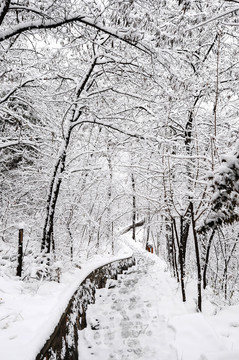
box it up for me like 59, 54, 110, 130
35, 255, 136, 360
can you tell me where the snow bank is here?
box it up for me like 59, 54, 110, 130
0, 246, 132, 360
170, 313, 225, 360
1, 233, 239, 360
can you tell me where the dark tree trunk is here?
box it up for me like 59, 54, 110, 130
179, 216, 186, 302
175, 214, 190, 302
41, 58, 97, 255
190, 202, 202, 311
41, 133, 70, 253
41, 157, 62, 251
0, 0, 11, 26
16, 228, 23, 277
202, 229, 215, 289
171, 221, 179, 282
131, 173, 136, 241
166, 223, 174, 271
106, 144, 114, 254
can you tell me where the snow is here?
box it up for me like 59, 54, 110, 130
187, 5, 239, 31
0, 140, 36, 149
170, 313, 226, 360
0, 14, 148, 54
0, 246, 132, 360
207, 305, 239, 353
78, 251, 177, 360
78, 236, 239, 360
1, 235, 239, 359
18, 222, 25, 230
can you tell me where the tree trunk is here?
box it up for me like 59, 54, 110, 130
176, 214, 190, 302
202, 229, 215, 289
190, 202, 202, 312
131, 173, 136, 241
41, 57, 97, 254
16, 228, 23, 277
41, 128, 71, 253
171, 222, 179, 282
106, 145, 114, 254
166, 222, 174, 271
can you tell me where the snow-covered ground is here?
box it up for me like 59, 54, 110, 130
1, 235, 239, 360
78, 252, 177, 360
78, 239, 239, 360
0, 242, 132, 360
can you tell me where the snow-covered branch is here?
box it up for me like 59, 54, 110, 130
0, 14, 150, 54
0, 78, 36, 105
0, 0, 10, 26
71, 119, 145, 140
187, 5, 239, 31
0, 139, 36, 149
8, 5, 53, 20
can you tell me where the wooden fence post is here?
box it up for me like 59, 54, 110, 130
16, 228, 23, 277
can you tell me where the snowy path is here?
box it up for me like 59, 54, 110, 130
78, 252, 178, 360
78, 250, 239, 360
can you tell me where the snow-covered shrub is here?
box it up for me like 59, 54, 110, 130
200, 140, 239, 233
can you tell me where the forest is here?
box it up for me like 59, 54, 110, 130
1, 0, 239, 317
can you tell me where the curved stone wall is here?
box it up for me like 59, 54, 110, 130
36, 256, 135, 360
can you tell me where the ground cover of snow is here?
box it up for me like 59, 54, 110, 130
78, 236, 239, 360
1, 232, 239, 360
0, 241, 132, 360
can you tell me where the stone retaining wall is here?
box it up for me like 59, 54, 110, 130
36, 256, 135, 360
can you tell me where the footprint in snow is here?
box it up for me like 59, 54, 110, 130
127, 338, 140, 348
93, 331, 100, 340
230, 322, 239, 327
121, 310, 130, 321
105, 331, 115, 341
121, 322, 133, 338
119, 287, 129, 294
